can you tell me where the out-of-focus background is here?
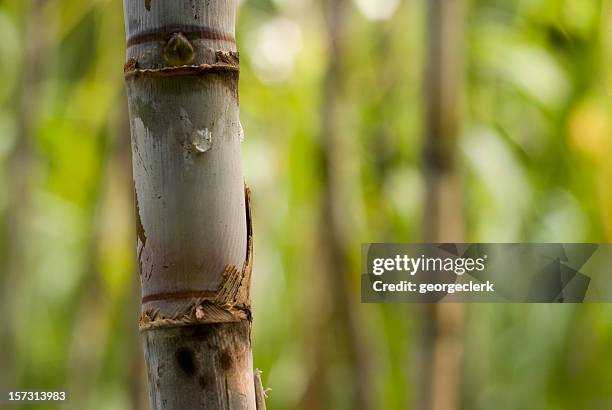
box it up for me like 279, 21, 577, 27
1, 0, 612, 409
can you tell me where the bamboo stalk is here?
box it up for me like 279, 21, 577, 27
0, 0, 44, 388
316, 0, 374, 408
122, 1, 259, 408
419, 0, 466, 410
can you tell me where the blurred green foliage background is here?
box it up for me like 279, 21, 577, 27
1, 0, 612, 409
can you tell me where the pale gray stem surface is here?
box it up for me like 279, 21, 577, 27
143, 322, 255, 409
123, 1, 256, 409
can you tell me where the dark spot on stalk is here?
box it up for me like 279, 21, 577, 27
219, 351, 232, 370
135, 97, 156, 131
145, 0, 151, 11
176, 347, 196, 377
